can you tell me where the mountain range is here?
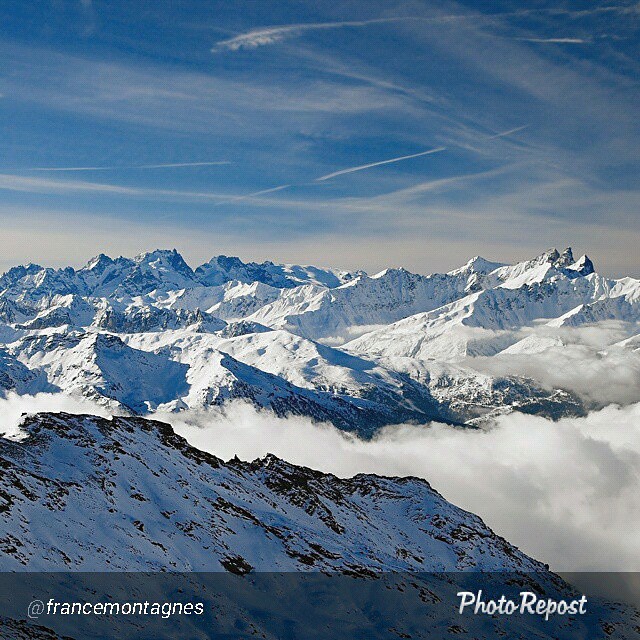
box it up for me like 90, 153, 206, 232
1, 248, 639, 637
0, 247, 638, 433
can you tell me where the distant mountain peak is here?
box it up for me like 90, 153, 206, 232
134, 248, 194, 275
532, 247, 561, 265
450, 255, 506, 275
556, 247, 575, 267
370, 267, 410, 279
525, 247, 595, 276
530, 247, 576, 269
568, 253, 595, 276
195, 255, 355, 289
82, 253, 115, 273
135, 247, 181, 260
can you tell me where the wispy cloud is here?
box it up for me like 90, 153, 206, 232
28, 161, 231, 172
212, 5, 636, 52
515, 37, 590, 44
315, 147, 446, 181
214, 147, 449, 207
0, 173, 230, 202
213, 184, 293, 206
366, 163, 524, 203
535, 4, 640, 18
3, 2, 639, 277
2, 42, 417, 138
213, 17, 422, 51
79, 0, 96, 36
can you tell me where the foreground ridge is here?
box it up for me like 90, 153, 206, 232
1, 412, 638, 639
1, 411, 542, 572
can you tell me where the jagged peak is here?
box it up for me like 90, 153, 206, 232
556, 247, 575, 267
450, 255, 505, 275
511, 247, 577, 272
131, 249, 195, 279
534, 247, 560, 264
525, 247, 595, 275
567, 254, 595, 276
370, 267, 412, 279
255, 452, 282, 467
0, 263, 45, 280
82, 253, 115, 272
135, 248, 183, 262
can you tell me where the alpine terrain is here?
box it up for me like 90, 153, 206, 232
1, 411, 638, 639
0, 247, 637, 433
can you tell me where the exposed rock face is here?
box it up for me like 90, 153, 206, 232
0, 411, 544, 572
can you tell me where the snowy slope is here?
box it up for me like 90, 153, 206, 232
244, 261, 505, 342
123, 329, 449, 433
1, 412, 637, 640
0, 247, 637, 429
8, 332, 189, 413
195, 254, 361, 288
0, 411, 549, 572
344, 249, 639, 363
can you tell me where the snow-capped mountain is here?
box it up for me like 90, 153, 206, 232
195, 254, 362, 288
0, 411, 545, 572
343, 247, 628, 362
0, 249, 358, 305
1, 412, 637, 640
0, 247, 637, 430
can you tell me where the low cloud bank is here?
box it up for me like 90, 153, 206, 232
161, 401, 640, 573
0, 392, 111, 439
467, 322, 640, 406
1, 393, 639, 573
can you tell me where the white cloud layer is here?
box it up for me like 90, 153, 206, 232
0, 393, 112, 439
467, 322, 640, 406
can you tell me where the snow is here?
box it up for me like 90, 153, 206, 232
0, 248, 639, 637
0, 411, 548, 572
0, 247, 636, 429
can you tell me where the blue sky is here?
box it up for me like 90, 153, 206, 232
1, 0, 639, 275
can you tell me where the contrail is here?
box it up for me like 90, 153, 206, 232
28, 162, 231, 171
136, 161, 231, 169
213, 184, 292, 206
515, 37, 588, 44
315, 147, 446, 182
213, 6, 630, 52
486, 124, 530, 139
